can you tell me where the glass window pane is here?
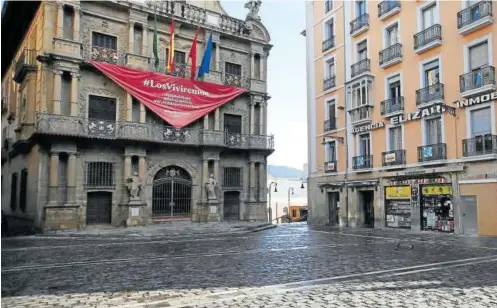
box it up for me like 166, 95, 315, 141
471, 107, 492, 136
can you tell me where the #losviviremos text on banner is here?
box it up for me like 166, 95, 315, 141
90, 61, 247, 128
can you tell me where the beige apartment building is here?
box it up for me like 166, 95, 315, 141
304, 0, 497, 236
1, 0, 273, 232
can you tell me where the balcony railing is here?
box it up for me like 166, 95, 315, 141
325, 0, 333, 13
350, 13, 369, 34
457, 1, 493, 29
149, 59, 194, 78
350, 105, 372, 123
223, 73, 250, 89
13, 49, 37, 83
416, 83, 444, 105
463, 135, 497, 157
322, 36, 336, 52
83, 45, 125, 65
351, 59, 370, 78
324, 118, 337, 131
352, 155, 373, 170
379, 43, 402, 66
378, 0, 401, 18
382, 149, 406, 166
324, 161, 338, 173
417, 143, 447, 163
459, 66, 496, 93
323, 75, 336, 91
380, 96, 404, 116
34, 113, 274, 150
414, 24, 442, 50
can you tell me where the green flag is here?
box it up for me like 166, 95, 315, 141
153, 12, 159, 70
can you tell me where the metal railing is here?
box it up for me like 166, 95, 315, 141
463, 135, 497, 157
380, 96, 404, 116
382, 149, 406, 166
417, 143, 447, 163
352, 155, 373, 170
378, 0, 401, 18
324, 161, 338, 173
14, 49, 37, 81
324, 118, 337, 131
457, 1, 493, 29
350, 13, 369, 34
414, 24, 442, 50
222, 167, 243, 188
350, 105, 372, 123
459, 66, 496, 93
34, 113, 275, 150
149, 59, 194, 78
83, 45, 125, 65
379, 43, 402, 66
351, 59, 370, 78
323, 75, 336, 91
223, 73, 250, 89
415, 83, 444, 105
322, 36, 335, 52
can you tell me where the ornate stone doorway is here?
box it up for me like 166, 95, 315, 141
223, 191, 240, 220
152, 166, 192, 218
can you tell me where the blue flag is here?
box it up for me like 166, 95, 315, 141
197, 33, 213, 79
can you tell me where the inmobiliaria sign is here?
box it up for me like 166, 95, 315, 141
90, 61, 247, 128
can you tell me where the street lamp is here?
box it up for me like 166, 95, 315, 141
268, 182, 277, 223
287, 187, 295, 221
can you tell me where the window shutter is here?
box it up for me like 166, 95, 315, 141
469, 42, 488, 70
471, 107, 492, 136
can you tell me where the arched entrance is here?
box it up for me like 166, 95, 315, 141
152, 166, 192, 218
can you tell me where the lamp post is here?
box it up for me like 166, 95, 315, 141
268, 181, 277, 223
287, 187, 295, 221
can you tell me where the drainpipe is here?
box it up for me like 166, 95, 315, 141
343, 3, 350, 228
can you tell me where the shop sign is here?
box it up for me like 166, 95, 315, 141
385, 186, 411, 200
384, 152, 396, 163
391, 105, 454, 125
454, 91, 497, 109
422, 185, 452, 196
388, 177, 447, 186
353, 122, 385, 134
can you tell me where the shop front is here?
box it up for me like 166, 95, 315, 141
420, 184, 454, 233
385, 186, 411, 229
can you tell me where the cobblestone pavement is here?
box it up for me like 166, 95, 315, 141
2, 223, 497, 307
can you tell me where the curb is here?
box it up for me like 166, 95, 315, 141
249, 224, 277, 233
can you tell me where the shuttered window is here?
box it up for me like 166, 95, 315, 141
61, 72, 71, 116
63, 6, 74, 40
426, 117, 442, 145
389, 126, 402, 150
469, 41, 488, 70
92, 33, 117, 50
470, 107, 491, 137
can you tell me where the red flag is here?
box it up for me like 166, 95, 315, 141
167, 19, 175, 72
188, 27, 200, 80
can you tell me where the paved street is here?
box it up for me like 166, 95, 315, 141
2, 223, 497, 307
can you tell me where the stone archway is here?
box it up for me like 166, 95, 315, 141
152, 166, 192, 218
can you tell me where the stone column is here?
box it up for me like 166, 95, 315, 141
250, 52, 255, 79
203, 114, 209, 129
53, 70, 62, 114
259, 102, 264, 136
70, 72, 79, 116
141, 26, 148, 56
138, 156, 146, 181
214, 108, 220, 130
66, 153, 77, 204
56, 2, 64, 38
259, 163, 265, 201
249, 102, 255, 135
202, 159, 209, 199
124, 155, 132, 179
139, 103, 146, 123
73, 7, 81, 41
213, 159, 220, 185
260, 55, 265, 81
249, 162, 256, 200
128, 22, 134, 53
126, 94, 133, 121
215, 43, 220, 71
48, 153, 59, 204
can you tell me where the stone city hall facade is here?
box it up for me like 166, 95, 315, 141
1, 0, 273, 231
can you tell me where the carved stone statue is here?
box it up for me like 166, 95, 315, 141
244, 0, 262, 21
205, 173, 218, 201
126, 172, 142, 201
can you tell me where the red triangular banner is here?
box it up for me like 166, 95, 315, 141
90, 61, 247, 128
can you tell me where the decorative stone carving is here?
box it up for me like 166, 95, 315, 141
244, 0, 262, 21
146, 160, 198, 185
205, 173, 218, 200
126, 171, 143, 202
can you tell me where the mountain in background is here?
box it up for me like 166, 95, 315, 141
267, 165, 304, 179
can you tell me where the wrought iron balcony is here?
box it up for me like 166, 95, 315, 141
417, 143, 447, 163
350, 105, 372, 123
350, 13, 369, 35
413, 24, 442, 53
34, 113, 274, 151
459, 66, 496, 95
83, 45, 125, 65
352, 155, 373, 170
324, 160, 338, 173
324, 118, 337, 131
325, 0, 333, 13
351, 59, 370, 78
13, 49, 37, 83
382, 149, 406, 167
378, 0, 401, 19
149, 60, 194, 79
380, 96, 404, 116
223, 73, 250, 89
463, 135, 497, 157
457, 1, 493, 34
323, 75, 336, 91
415, 83, 444, 106
322, 36, 336, 52
379, 43, 402, 67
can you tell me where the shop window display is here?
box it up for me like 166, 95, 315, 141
420, 185, 454, 232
